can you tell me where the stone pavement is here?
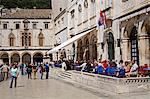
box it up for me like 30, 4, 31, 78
0, 74, 150, 99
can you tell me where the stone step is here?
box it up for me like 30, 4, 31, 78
58, 71, 72, 80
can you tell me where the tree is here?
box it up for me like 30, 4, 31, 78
1, 0, 51, 9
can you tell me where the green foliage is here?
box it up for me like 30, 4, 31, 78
0, 0, 51, 9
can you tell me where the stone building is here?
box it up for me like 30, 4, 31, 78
48, 0, 150, 66
98, 0, 150, 66
112, 0, 150, 65
0, 9, 54, 65
51, 0, 69, 60
48, 0, 98, 61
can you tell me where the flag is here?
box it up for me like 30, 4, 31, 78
103, 11, 107, 28
98, 10, 104, 27
97, 10, 107, 28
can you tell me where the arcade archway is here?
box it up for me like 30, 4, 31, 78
107, 32, 115, 61
22, 53, 31, 64
0, 53, 9, 64
11, 53, 20, 64
33, 53, 43, 64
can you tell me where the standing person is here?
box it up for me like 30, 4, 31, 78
27, 64, 32, 79
45, 62, 49, 79
1, 63, 9, 80
10, 64, 19, 88
20, 63, 24, 75
39, 64, 44, 79
32, 65, 37, 79
62, 61, 67, 71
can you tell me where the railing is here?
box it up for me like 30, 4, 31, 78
50, 68, 150, 94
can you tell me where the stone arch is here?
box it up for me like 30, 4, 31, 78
77, 39, 83, 60
83, 37, 90, 61
0, 52, 9, 64
141, 16, 150, 35
90, 35, 97, 60
122, 18, 137, 39
107, 32, 115, 61
103, 29, 114, 43
33, 52, 43, 64
11, 52, 20, 64
141, 16, 150, 65
22, 53, 31, 64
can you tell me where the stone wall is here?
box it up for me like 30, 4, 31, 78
50, 68, 150, 94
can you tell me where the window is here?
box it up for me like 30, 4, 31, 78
84, 0, 88, 8
122, 0, 128, 2
91, 0, 95, 2
28, 35, 31, 46
78, 4, 82, 12
9, 33, 15, 46
10, 38, 14, 46
60, 8, 62, 11
16, 24, 20, 29
45, 23, 48, 29
22, 33, 31, 47
71, 9, 75, 18
3, 24, 7, 29
38, 32, 44, 46
62, 17, 64, 21
33, 23, 37, 29
62, 17, 64, 23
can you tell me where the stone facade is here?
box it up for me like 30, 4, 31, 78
112, 0, 150, 66
52, 0, 98, 61
0, 9, 54, 65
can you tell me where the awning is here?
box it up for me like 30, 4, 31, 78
47, 28, 95, 54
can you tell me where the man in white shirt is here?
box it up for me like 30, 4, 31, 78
129, 60, 139, 77
81, 61, 87, 72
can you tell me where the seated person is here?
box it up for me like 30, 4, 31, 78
105, 66, 117, 76
117, 67, 126, 78
117, 60, 126, 78
96, 64, 105, 75
126, 60, 139, 77
105, 62, 117, 76
80, 61, 87, 72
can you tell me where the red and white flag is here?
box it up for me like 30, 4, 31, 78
97, 10, 106, 28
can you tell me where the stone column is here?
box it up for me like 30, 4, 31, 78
138, 22, 149, 65
31, 55, 33, 64
9, 56, 11, 65
121, 29, 130, 61
20, 57, 22, 64
122, 39, 129, 61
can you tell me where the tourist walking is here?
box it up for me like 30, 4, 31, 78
10, 64, 19, 88
39, 64, 44, 79
27, 64, 32, 79
32, 65, 37, 79
1, 63, 9, 80
45, 62, 49, 79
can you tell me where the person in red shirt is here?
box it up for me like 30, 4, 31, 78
102, 60, 108, 70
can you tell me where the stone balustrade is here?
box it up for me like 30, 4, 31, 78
50, 68, 150, 94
